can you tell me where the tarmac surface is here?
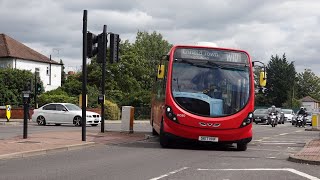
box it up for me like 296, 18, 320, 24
1, 118, 320, 165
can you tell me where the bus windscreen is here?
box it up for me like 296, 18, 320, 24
171, 47, 250, 117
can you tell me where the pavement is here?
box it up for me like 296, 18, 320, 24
0, 119, 150, 160
288, 127, 320, 165
1, 118, 320, 165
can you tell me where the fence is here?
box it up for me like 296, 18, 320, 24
134, 106, 151, 120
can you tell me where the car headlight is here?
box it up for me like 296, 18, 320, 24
86, 115, 92, 118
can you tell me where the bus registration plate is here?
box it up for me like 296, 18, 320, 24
198, 136, 218, 142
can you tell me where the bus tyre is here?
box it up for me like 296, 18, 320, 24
160, 120, 170, 148
152, 128, 159, 136
160, 133, 170, 148
237, 143, 247, 151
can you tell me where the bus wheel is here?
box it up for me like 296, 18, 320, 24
152, 128, 159, 136
160, 120, 170, 148
151, 120, 159, 136
236, 143, 247, 151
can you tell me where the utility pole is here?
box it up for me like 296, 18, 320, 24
101, 25, 107, 133
82, 10, 88, 141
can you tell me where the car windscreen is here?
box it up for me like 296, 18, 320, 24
282, 109, 293, 114
65, 104, 81, 111
254, 109, 268, 113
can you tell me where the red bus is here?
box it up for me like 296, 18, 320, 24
151, 44, 265, 151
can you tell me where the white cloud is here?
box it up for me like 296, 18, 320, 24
0, 0, 319, 75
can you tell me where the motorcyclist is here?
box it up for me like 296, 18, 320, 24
297, 107, 308, 127
268, 105, 279, 124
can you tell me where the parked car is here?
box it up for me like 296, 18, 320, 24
32, 103, 101, 126
253, 109, 269, 124
282, 109, 295, 122
305, 111, 312, 126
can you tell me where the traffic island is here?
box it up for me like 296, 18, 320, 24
288, 139, 320, 165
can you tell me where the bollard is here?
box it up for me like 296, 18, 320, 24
121, 106, 134, 133
311, 113, 319, 130
5, 105, 11, 122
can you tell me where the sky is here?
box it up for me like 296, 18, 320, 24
0, 0, 319, 74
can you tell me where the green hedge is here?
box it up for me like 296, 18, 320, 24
105, 100, 120, 120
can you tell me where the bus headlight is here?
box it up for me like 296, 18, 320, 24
165, 105, 179, 123
240, 112, 253, 128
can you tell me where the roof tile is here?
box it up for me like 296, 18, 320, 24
0, 33, 60, 64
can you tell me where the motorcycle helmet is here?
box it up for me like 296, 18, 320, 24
300, 107, 304, 110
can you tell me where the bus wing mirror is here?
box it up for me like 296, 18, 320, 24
162, 55, 169, 61
259, 71, 267, 87
157, 65, 165, 79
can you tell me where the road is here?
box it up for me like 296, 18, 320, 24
0, 123, 319, 180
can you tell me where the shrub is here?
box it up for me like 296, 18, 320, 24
105, 100, 120, 120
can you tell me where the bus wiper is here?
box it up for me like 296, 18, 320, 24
175, 58, 194, 65
206, 61, 222, 68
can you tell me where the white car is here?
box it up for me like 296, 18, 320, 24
282, 109, 294, 122
32, 103, 101, 126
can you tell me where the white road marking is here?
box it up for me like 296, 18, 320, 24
197, 168, 320, 180
262, 142, 298, 145
279, 133, 289, 135
149, 167, 189, 180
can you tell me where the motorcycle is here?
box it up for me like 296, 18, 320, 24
269, 112, 277, 127
296, 115, 304, 127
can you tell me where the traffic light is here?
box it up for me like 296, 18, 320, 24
36, 83, 42, 95
25, 79, 32, 91
109, 33, 120, 63
96, 34, 106, 63
87, 32, 98, 58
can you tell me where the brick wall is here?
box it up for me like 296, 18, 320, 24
0, 108, 34, 119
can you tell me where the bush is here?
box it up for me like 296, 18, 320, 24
38, 93, 77, 107
105, 100, 120, 120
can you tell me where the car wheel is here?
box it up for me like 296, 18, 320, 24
73, 116, 82, 126
237, 143, 247, 151
37, 116, 46, 126
91, 124, 98, 127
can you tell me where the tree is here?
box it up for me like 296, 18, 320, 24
296, 69, 320, 100
265, 54, 296, 107
60, 59, 66, 85
0, 68, 35, 106
84, 31, 172, 107
133, 31, 172, 90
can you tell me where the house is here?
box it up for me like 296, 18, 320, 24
0, 33, 62, 91
300, 96, 319, 112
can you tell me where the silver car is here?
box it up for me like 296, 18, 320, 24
32, 103, 101, 126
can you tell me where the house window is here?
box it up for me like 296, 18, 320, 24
46, 67, 50, 75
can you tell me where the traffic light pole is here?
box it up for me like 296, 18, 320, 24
101, 25, 107, 133
34, 72, 37, 108
82, 10, 87, 141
